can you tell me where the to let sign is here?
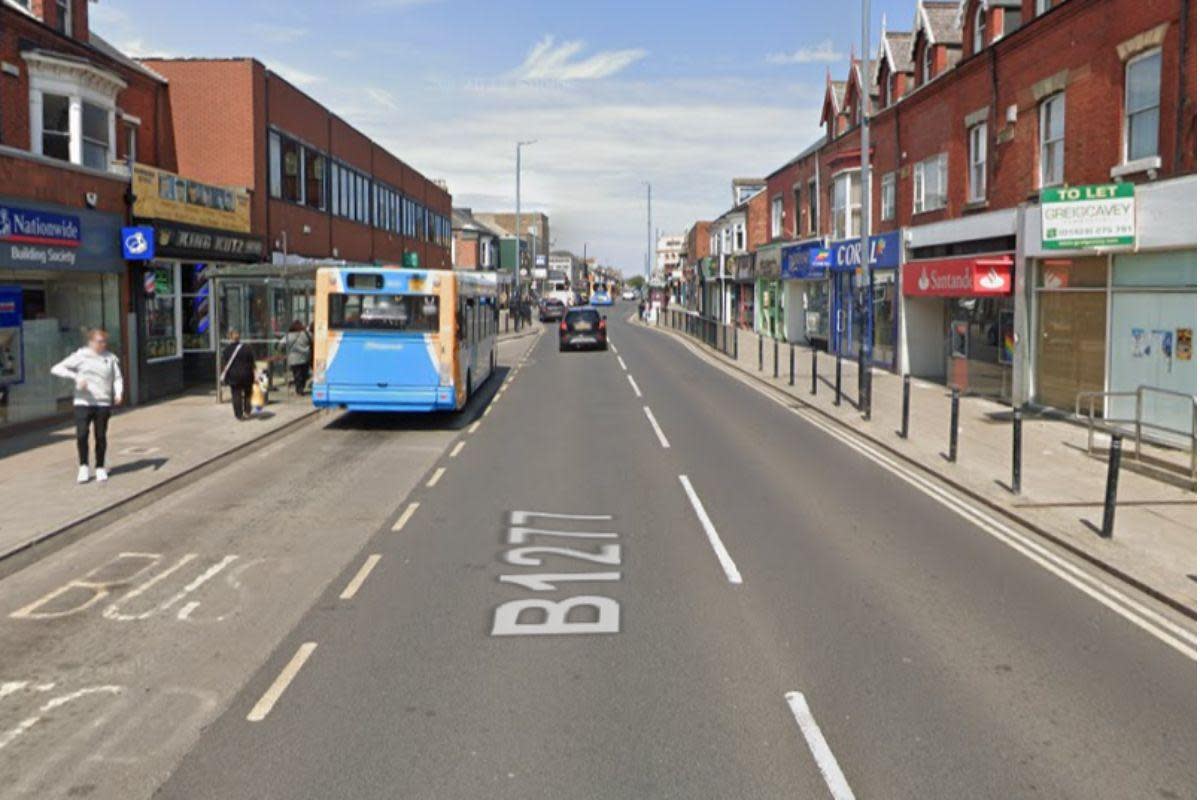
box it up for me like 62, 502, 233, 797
1040, 183, 1135, 249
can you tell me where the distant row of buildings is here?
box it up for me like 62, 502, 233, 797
672, 0, 1195, 438
0, 0, 452, 432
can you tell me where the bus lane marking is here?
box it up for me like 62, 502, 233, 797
491, 511, 621, 636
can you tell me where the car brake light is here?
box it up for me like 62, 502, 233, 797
599, 319, 607, 330
560, 321, 567, 332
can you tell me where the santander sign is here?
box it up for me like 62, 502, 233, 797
903, 256, 1013, 297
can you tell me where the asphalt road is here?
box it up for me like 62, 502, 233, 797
3, 308, 1194, 799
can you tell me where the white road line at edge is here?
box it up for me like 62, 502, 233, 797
246, 643, 317, 722
617, 355, 628, 371
392, 502, 420, 532
643, 406, 670, 448
785, 692, 856, 800
426, 467, 446, 488
450, 441, 466, 458
627, 374, 643, 398
678, 475, 742, 584
672, 334, 1197, 660
468, 421, 481, 434
339, 554, 381, 600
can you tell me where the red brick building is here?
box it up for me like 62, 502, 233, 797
751, 0, 1195, 421
0, 0, 172, 429
140, 58, 452, 271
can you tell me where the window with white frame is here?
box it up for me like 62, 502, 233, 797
25, 53, 122, 171
721, 228, 730, 254
831, 171, 861, 239
733, 222, 745, 251
55, 0, 71, 36
923, 45, 934, 84
1035, 0, 1053, 13
968, 123, 987, 201
881, 172, 896, 221
770, 196, 783, 238
807, 178, 818, 233
973, 4, 987, 53
912, 154, 947, 214
1039, 92, 1065, 186
1125, 48, 1161, 162
123, 122, 137, 163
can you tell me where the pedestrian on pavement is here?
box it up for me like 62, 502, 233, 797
638, 300, 646, 320
221, 329, 257, 421
51, 327, 123, 483
279, 320, 312, 394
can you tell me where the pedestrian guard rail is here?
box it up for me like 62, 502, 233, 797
659, 308, 738, 359
1075, 386, 1197, 478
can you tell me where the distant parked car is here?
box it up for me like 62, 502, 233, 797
559, 308, 608, 351
538, 297, 566, 322
621, 289, 637, 301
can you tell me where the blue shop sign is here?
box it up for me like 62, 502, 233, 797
0, 196, 122, 273
0, 204, 81, 248
781, 241, 830, 279
827, 231, 901, 272
121, 226, 155, 260
0, 286, 24, 386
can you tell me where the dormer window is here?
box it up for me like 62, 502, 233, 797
923, 46, 934, 83
973, 4, 987, 53
54, 0, 72, 36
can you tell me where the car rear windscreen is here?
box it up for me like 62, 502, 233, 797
329, 294, 440, 332
565, 309, 600, 324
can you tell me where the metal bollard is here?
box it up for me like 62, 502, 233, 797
948, 387, 960, 463
789, 344, 795, 386
758, 335, 764, 371
1011, 408, 1023, 495
857, 346, 866, 410
834, 350, 842, 406
899, 374, 911, 438
505, 313, 509, 333
1101, 434, 1123, 538
773, 338, 779, 378
863, 365, 872, 421
810, 345, 818, 395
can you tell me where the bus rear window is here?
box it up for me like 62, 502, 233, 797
329, 294, 440, 332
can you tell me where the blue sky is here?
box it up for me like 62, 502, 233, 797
94, 0, 925, 273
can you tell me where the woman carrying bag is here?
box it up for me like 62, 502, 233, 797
220, 329, 257, 420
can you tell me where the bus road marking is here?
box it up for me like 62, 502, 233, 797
785, 692, 856, 800
339, 555, 381, 600
627, 375, 642, 398
392, 502, 420, 532
426, 467, 446, 488
246, 643, 317, 722
678, 475, 742, 584
450, 441, 466, 458
643, 406, 670, 448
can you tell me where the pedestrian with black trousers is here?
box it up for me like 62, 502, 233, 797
51, 327, 123, 483
221, 329, 257, 420
279, 320, 312, 395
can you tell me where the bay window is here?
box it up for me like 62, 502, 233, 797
913, 154, 947, 214
41, 94, 71, 161
81, 102, 110, 170
25, 53, 123, 172
1124, 49, 1161, 162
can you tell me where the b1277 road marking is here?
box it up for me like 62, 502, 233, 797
491, 511, 621, 636
643, 406, 670, 448
785, 692, 856, 800
246, 642, 317, 722
678, 475, 742, 584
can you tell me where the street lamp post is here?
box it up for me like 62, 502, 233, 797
515, 139, 536, 328
859, 0, 874, 416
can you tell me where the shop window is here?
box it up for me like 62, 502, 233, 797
1124, 49, 1161, 162
968, 123, 987, 202
1039, 93, 1065, 187
881, 172, 896, 221
1037, 256, 1107, 289
145, 264, 182, 361
41, 94, 71, 162
182, 263, 213, 352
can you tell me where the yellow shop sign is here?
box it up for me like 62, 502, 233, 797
132, 164, 251, 233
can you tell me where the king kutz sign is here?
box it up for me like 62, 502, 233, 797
1041, 183, 1135, 249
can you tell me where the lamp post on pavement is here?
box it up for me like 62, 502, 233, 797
859, 0, 874, 418
515, 139, 536, 327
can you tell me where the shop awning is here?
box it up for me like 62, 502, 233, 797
903, 254, 1014, 297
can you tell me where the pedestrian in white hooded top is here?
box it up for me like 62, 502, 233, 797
51, 328, 123, 483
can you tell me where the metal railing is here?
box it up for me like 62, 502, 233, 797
1075, 386, 1197, 477
661, 308, 737, 358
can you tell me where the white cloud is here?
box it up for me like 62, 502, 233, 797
270, 61, 323, 88
251, 24, 308, 45
766, 39, 843, 65
514, 35, 647, 82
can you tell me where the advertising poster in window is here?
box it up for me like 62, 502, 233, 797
999, 310, 1015, 365
145, 265, 179, 360
0, 287, 23, 385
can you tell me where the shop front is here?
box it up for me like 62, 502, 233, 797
780, 238, 830, 348
1024, 178, 1195, 440
0, 198, 125, 431
903, 254, 1015, 399
753, 243, 783, 339
826, 231, 901, 367
732, 254, 755, 329
128, 165, 264, 401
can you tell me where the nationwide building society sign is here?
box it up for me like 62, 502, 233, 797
1040, 183, 1135, 249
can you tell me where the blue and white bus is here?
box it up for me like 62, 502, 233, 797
312, 266, 498, 412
